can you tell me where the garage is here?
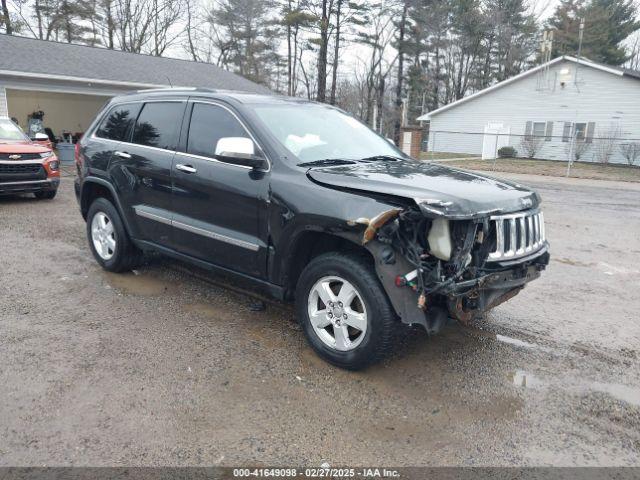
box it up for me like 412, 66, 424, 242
6, 89, 108, 142
0, 35, 270, 144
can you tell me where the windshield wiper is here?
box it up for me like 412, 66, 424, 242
297, 158, 358, 167
360, 155, 404, 162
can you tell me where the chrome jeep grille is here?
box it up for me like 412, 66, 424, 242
488, 210, 545, 261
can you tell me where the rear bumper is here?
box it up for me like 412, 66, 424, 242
0, 179, 60, 195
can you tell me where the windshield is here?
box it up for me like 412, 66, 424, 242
0, 118, 28, 142
252, 104, 405, 164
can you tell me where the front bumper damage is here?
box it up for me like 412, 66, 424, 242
359, 205, 550, 334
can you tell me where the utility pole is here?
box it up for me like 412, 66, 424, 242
574, 18, 585, 86
568, 18, 585, 177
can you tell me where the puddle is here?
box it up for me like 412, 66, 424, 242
104, 271, 175, 296
597, 262, 640, 276
589, 382, 640, 407
496, 334, 538, 349
511, 370, 640, 407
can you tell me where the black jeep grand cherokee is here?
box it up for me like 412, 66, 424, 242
75, 89, 549, 370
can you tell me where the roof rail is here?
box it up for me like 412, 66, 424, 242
134, 87, 205, 93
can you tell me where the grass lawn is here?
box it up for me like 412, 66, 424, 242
431, 157, 640, 183
420, 151, 480, 160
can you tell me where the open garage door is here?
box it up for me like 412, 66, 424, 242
6, 89, 110, 142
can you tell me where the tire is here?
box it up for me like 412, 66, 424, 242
34, 189, 57, 200
86, 197, 141, 272
296, 251, 398, 370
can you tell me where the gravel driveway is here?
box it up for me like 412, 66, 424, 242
1, 173, 639, 466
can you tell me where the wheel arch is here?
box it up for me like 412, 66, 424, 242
80, 178, 134, 236
280, 230, 375, 300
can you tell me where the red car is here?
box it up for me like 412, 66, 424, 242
0, 117, 60, 199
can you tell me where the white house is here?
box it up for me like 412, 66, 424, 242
417, 56, 640, 165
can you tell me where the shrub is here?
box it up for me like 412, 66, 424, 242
519, 135, 544, 158
620, 142, 640, 166
498, 146, 517, 158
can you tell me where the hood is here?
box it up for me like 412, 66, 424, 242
306, 161, 540, 219
0, 141, 50, 154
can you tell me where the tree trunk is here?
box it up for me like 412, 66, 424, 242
316, 0, 329, 102
106, 0, 114, 49
393, 0, 408, 144
35, 0, 43, 39
329, 0, 342, 105
286, 0, 293, 95
376, 74, 385, 133
292, 23, 299, 95
1, 0, 12, 34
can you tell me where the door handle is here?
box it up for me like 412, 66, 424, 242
114, 151, 131, 159
176, 164, 197, 174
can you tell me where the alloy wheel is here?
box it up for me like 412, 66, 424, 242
307, 276, 368, 351
91, 211, 116, 260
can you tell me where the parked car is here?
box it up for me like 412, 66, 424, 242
31, 132, 54, 151
0, 117, 60, 199
75, 89, 549, 370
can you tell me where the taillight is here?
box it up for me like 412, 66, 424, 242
74, 142, 81, 167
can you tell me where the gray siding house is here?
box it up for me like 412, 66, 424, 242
0, 34, 269, 135
417, 56, 640, 164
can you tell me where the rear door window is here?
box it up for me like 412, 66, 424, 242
186, 103, 251, 159
95, 103, 141, 141
132, 102, 185, 151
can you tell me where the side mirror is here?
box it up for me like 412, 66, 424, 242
32, 133, 49, 141
215, 137, 267, 170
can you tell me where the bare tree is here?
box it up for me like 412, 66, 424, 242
393, 0, 408, 143
620, 142, 640, 166
564, 137, 591, 161
594, 124, 621, 164
519, 135, 544, 158
1, 0, 12, 33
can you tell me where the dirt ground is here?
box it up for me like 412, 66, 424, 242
1, 172, 639, 467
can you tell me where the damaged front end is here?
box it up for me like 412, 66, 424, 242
359, 201, 550, 334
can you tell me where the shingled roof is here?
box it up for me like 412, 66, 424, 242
0, 34, 271, 94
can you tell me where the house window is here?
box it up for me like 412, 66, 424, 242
532, 122, 546, 138
526, 121, 553, 141
562, 122, 596, 143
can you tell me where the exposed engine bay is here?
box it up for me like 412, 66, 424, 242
360, 205, 550, 334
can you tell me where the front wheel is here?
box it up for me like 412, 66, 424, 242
296, 252, 398, 370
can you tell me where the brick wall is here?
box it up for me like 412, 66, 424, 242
400, 126, 423, 159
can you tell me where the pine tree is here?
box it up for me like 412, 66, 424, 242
587, 0, 640, 65
210, 0, 281, 86
548, 0, 640, 65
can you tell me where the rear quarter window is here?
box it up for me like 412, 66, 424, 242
95, 103, 141, 141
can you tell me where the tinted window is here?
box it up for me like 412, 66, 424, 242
187, 103, 251, 158
132, 102, 184, 150
95, 103, 140, 141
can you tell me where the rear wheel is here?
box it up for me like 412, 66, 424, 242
34, 189, 57, 200
296, 252, 398, 370
86, 197, 141, 272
